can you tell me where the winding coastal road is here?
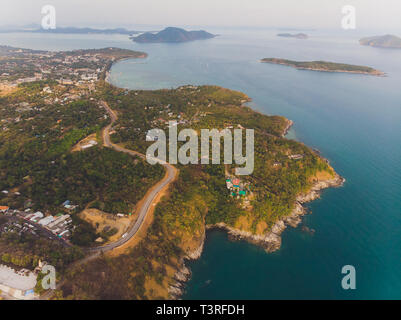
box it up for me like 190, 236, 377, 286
87, 101, 177, 253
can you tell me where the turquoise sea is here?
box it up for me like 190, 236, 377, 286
1, 28, 400, 299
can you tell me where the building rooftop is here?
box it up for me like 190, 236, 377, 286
0, 264, 37, 291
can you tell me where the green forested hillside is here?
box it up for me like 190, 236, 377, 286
61, 83, 335, 299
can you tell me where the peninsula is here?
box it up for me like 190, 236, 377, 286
130, 27, 216, 43
61, 80, 344, 299
360, 34, 401, 49
261, 58, 384, 76
0, 46, 343, 300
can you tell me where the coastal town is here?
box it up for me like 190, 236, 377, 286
0, 45, 145, 87
0, 205, 73, 241
0, 46, 150, 300
0, 203, 74, 300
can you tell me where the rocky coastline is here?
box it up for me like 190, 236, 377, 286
282, 119, 294, 137
168, 229, 205, 299
169, 171, 345, 298
206, 172, 345, 253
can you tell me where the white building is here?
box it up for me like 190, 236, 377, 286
0, 265, 38, 300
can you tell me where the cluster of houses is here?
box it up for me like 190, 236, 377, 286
1, 193, 76, 241
0, 47, 108, 88
226, 177, 251, 198
19, 210, 72, 240
148, 104, 190, 128
0, 48, 113, 135
0, 84, 92, 134
0, 218, 39, 239
10, 200, 76, 240
145, 101, 211, 130
0, 207, 42, 238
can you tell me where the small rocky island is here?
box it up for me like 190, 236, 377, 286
261, 58, 384, 76
360, 34, 401, 49
277, 33, 308, 39
130, 27, 216, 43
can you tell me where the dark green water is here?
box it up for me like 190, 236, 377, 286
1, 29, 400, 299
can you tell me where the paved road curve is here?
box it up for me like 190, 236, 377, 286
87, 101, 177, 253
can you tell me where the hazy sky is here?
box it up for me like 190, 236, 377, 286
2, 0, 401, 31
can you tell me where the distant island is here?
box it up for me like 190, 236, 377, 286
32, 27, 139, 35
360, 34, 401, 49
0, 26, 140, 35
261, 58, 384, 76
130, 27, 216, 43
277, 33, 308, 39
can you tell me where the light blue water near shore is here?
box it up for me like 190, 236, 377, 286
1, 29, 400, 299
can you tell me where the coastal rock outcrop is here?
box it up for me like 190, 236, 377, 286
168, 230, 205, 299
207, 173, 344, 253
168, 263, 192, 299
185, 231, 205, 260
